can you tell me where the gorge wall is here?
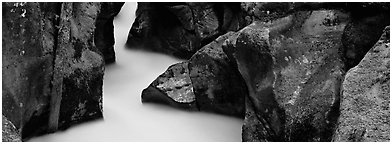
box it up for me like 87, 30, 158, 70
2, 2, 390, 142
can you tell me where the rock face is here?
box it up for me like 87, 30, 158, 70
126, 2, 246, 59
2, 115, 22, 142
223, 9, 349, 141
94, 2, 124, 64
333, 27, 390, 142
2, 2, 104, 140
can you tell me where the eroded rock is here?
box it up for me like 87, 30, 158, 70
2, 2, 104, 140
333, 26, 390, 142
126, 2, 246, 59
223, 10, 349, 141
94, 2, 124, 64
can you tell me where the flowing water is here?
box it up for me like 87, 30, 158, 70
29, 2, 242, 142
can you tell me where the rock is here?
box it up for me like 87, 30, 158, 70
2, 115, 22, 142
94, 2, 124, 64
50, 2, 104, 132
126, 2, 246, 59
142, 32, 249, 117
341, 12, 389, 69
2, 2, 104, 140
223, 23, 283, 141
2, 2, 59, 140
333, 26, 390, 142
188, 32, 248, 117
142, 62, 197, 110
223, 10, 349, 141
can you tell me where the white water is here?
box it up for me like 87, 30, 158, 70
29, 2, 242, 142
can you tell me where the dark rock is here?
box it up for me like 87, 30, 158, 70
126, 2, 246, 59
223, 10, 349, 141
2, 2, 104, 140
188, 32, 248, 117
223, 23, 283, 141
342, 13, 389, 69
142, 32, 249, 117
333, 26, 390, 142
50, 2, 104, 132
142, 62, 197, 110
2, 2, 59, 140
2, 115, 22, 142
94, 2, 124, 64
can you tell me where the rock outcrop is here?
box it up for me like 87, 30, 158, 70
2, 2, 105, 140
139, 3, 389, 142
126, 2, 246, 59
94, 2, 124, 64
333, 27, 390, 142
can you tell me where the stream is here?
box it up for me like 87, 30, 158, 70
28, 2, 242, 142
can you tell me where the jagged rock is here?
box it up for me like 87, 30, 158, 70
126, 2, 246, 59
333, 27, 390, 142
142, 62, 197, 110
223, 10, 349, 141
2, 115, 22, 142
188, 32, 248, 117
2, 2, 104, 140
94, 2, 124, 64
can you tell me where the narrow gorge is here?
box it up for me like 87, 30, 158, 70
2, 2, 390, 142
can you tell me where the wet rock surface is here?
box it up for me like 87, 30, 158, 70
126, 2, 246, 59
2, 2, 104, 140
333, 27, 390, 142
95, 2, 124, 64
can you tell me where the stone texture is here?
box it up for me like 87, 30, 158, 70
126, 2, 246, 59
94, 2, 124, 64
2, 2, 104, 140
223, 10, 349, 141
189, 32, 248, 117
2, 115, 22, 142
333, 26, 390, 142
142, 62, 197, 110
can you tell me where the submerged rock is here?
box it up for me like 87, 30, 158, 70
95, 2, 124, 64
2, 2, 104, 140
126, 2, 246, 59
2, 115, 22, 142
333, 26, 390, 142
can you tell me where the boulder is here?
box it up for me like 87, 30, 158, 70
126, 2, 246, 59
142, 32, 248, 117
2, 2, 104, 140
2, 115, 22, 142
142, 62, 197, 110
94, 2, 124, 64
223, 10, 349, 141
188, 32, 247, 117
333, 26, 390, 142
